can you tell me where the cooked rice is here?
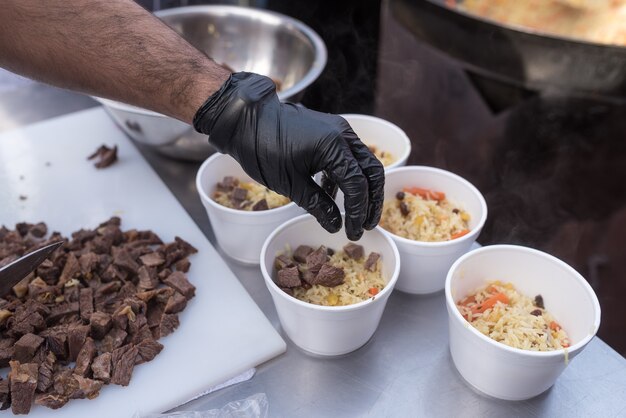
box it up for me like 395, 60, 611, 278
458, 0, 626, 46
290, 250, 386, 307
379, 189, 470, 241
367, 145, 396, 167
213, 178, 289, 210
456, 281, 571, 351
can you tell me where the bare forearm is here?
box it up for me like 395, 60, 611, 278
0, 0, 230, 123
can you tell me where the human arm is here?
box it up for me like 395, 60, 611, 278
0, 0, 230, 123
0, 1, 385, 239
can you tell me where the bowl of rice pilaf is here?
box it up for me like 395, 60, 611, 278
445, 245, 601, 401
196, 153, 304, 264
341, 114, 411, 170
379, 166, 487, 294
260, 214, 400, 356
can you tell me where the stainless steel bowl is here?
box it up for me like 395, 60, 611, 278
95, 5, 327, 161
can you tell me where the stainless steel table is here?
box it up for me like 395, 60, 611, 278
1, 83, 625, 418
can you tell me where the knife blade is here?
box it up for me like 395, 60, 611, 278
0, 241, 64, 296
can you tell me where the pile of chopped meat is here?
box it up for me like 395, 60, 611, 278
0, 217, 197, 414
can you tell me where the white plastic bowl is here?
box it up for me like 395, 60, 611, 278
196, 153, 304, 264
381, 166, 487, 294
326, 114, 412, 213
445, 245, 601, 400
342, 114, 411, 170
260, 214, 400, 356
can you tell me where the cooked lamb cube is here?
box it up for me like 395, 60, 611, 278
343, 243, 364, 260
67, 324, 90, 361
13, 333, 44, 363
9, 361, 39, 415
111, 344, 139, 386
90, 311, 113, 340
305, 246, 329, 274
277, 266, 302, 288
74, 337, 97, 376
293, 245, 313, 263
252, 199, 269, 211
309, 263, 345, 287
37, 351, 56, 392
79, 287, 94, 322
163, 271, 195, 300
139, 252, 165, 267
91, 352, 112, 383
364, 252, 381, 272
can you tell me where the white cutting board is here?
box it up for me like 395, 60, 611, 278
0, 108, 286, 417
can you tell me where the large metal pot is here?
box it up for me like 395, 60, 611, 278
95, 5, 327, 161
390, 0, 626, 107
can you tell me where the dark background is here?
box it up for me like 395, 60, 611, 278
137, 0, 626, 357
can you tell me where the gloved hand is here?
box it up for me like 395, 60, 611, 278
193, 72, 384, 241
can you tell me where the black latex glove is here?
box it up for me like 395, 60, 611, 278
193, 72, 384, 241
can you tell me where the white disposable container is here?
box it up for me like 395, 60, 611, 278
327, 114, 412, 212
445, 245, 601, 400
196, 153, 304, 264
381, 166, 487, 294
260, 214, 400, 356
342, 114, 411, 170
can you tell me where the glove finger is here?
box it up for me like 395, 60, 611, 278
320, 170, 338, 200
343, 130, 385, 230
294, 176, 342, 234
322, 140, 369, 241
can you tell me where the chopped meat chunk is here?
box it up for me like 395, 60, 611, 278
39, 326, 68, 359
135, 339, 164, 365
79, 287, 94, 322
111, 344, 139, 386
137, 265, 159, 291
78, 252, 99, 275
69, 375, 103, 400
216, 176, 237, 192
252, 199, 269, 211
113, 248, 140, 273
139, 252, 165, 267
293, 245, 313, 263
74, 337, 97, 376
343, 243, 365, 260
306, 246, 329, 269
364, 252, 381, 272
309, 263, 345, 287
91, 352, 112, 383
89, 311, 112, 340
9, 361, 39, 415
0, 379, 9, 410
67, 324, 90, 361
152, 314, 179, 339
13, 333, 44, 363
163, 271, 196, 300
37, 351, 56, 392
164, 292, 187, 314
35, 393, 68, 410
277, 266, 302, 288
88, 144, 118, 169
101, 327, 128, 353
174, 257, 191, 273
274, 254, 293, 271
231, 187, 248, 203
